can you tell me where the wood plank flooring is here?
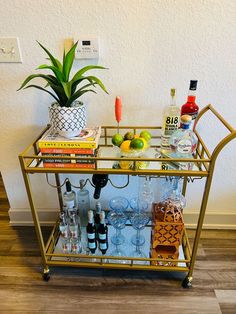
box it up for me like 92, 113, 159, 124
0, 173, 236, 313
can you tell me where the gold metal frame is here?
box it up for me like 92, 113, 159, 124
18, 104, 236, 286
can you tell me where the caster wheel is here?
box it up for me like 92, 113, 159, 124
42, 272, 50, 281
182, 276, 192, 289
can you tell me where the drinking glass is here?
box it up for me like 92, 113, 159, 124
130, 211, 150, 247
109, 196, 129, 212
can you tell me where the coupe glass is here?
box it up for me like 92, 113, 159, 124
108, 197, 129, 263
107, 209, 127, 246
109, 196, 129, 212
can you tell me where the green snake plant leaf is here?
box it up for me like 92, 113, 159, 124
17, 74, 59, 91
86, 75, 109, 94
72, 65, 107, 82
37, 64, 65, 82
71, 76, 96, 94
36, 41, 63, 71
23, 84, 61, 103
63, 41, 78, 82
65, 89, 97, 107
61, 81, 72, 99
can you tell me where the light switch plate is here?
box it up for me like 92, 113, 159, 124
0, 37, 22, 63
75, 38, 99, 59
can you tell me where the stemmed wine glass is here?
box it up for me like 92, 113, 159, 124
129, 198, 150, 260
107, 196, 129, 263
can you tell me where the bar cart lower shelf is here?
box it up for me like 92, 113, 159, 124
44, 221, 192, 287
19, 105, 236, 288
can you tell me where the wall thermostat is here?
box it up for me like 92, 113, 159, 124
75, 38, 99, 59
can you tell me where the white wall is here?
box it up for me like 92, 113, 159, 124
0, 0, 236, 227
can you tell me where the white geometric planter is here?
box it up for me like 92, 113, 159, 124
49, 101, 87, 138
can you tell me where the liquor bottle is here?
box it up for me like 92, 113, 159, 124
98, 211, 108, 255
77, 179, 90, 227
94, 201, 102, 227
69, 211, 81, 239
161, 88, 180, 149
169, 115, 198, 170
63, 179, 76, 209
59, 212, 69, 239
94, 201, 102, 240
86, 210, 97, 254
181, 80, 199, 130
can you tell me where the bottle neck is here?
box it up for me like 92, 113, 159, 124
182, 123, 190, 130
170, 94, 176, 106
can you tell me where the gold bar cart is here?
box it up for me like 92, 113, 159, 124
18, 105, 236, 288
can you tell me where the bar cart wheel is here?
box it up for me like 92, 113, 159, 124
42, 268, 50, 281
182, 276, 192, 289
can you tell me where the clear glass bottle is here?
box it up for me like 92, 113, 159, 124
169, 115, 198, 170
161, 177, 186, 210
77, 179, 90, 227
98, 211, 108, 255
161, 88, 180, 150
138, 176, 154, 212
59, 212, 69, 239
63, 179, 76, 209
181, 80, 199, 130
69, 211, 81, 239
87, 210, 97, 254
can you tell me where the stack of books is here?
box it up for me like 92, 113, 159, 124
38, 126, 101, 168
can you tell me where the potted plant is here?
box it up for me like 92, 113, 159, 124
18, 41, 108, 137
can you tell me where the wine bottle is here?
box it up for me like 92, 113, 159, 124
86, 210, 97, 254
181, 80, 199, 130
98, 211, 108, 255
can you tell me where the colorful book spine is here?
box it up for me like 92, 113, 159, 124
42, 153, 95, 164
40, 148, 95, 154
39, 142, 97, 149
43, 163, 96, 169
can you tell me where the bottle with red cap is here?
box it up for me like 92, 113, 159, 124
181, 80, 199, 130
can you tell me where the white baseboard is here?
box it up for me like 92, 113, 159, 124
8, 207, 236, 229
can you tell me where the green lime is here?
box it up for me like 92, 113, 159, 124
140, 130, 152, 142
112, 133, 124, 147
130, 138, 145, 150
124, 131, 134, 140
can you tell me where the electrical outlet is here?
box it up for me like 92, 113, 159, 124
0, 37, 22, 63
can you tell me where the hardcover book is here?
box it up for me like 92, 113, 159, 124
38, 126, 101, 149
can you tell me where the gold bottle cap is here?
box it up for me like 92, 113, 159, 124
181, 115, 192, 123
170, 88, 176, 97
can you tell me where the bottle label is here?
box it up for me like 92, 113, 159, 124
88, 242, 96, 249
164, 116, 180, 136
98, 233, 107, 240
64, 200, 75, 209
99, 242, 108, 250
60, 229, 69, 239
177, 139, 192, 154
88, 233, 95, 239
70, 227, 78, 239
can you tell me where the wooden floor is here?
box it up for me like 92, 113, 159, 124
0, 174, 236, 313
